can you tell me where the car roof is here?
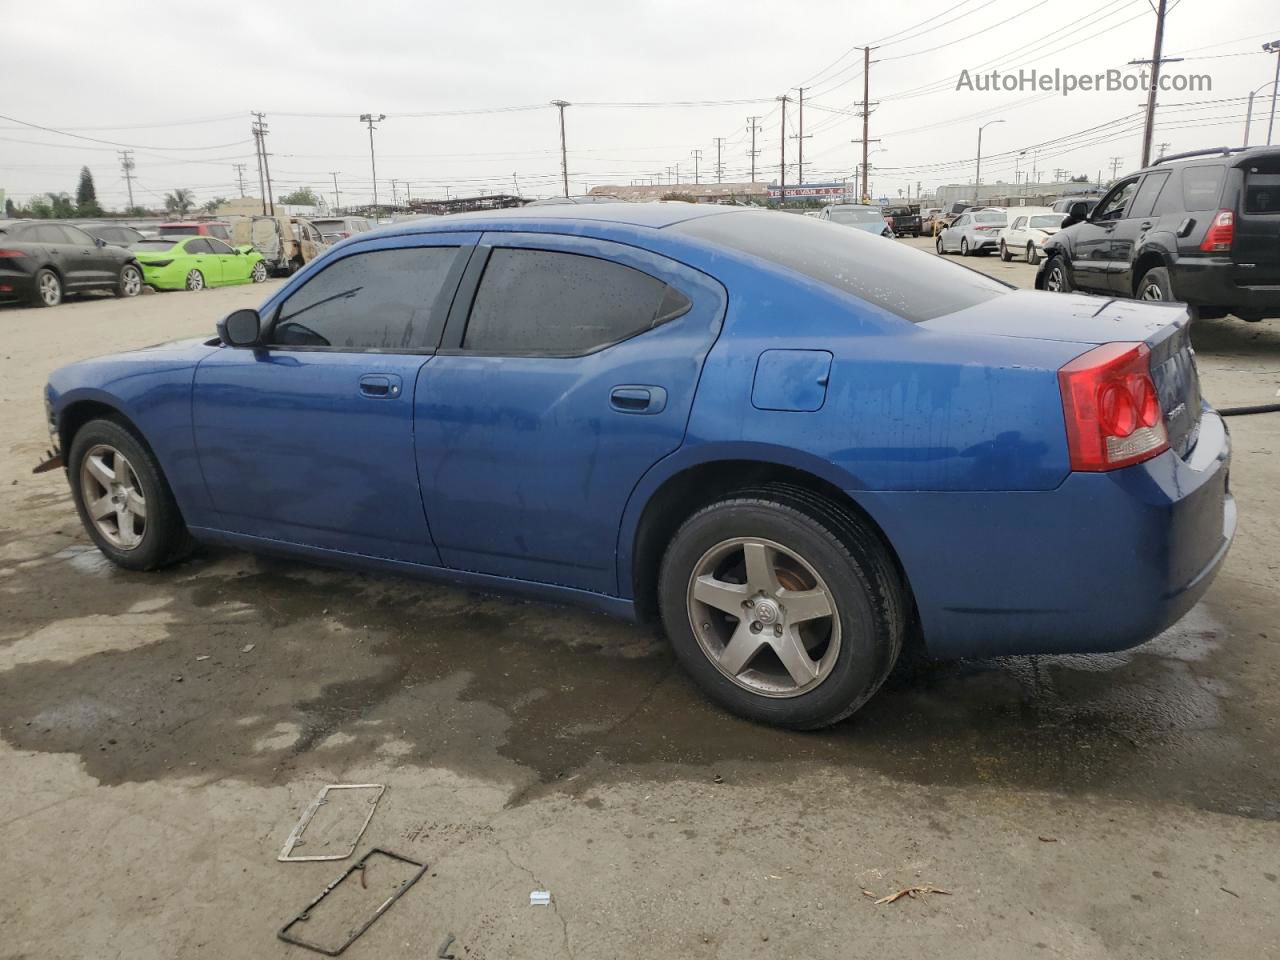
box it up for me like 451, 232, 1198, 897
365, 201, 738, 235
1006, 207, 1058, 216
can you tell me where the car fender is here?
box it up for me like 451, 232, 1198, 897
1130, 234, 1179, 295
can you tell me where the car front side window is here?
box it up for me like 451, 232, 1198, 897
270, 246, 459, 352
1094, 178, 1139, 221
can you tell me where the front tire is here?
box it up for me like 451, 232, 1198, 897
999, 241, 1012, 262
184, 269, 205, 291
935, 235, 946, 255
33, 268, 62, 307
1026, 243, 1041, 266
1043, 256, 1072, 293
658, 485, 905, 729
250, 261, 267, 283
116, 263, 142, 298
67, 418, 192, 571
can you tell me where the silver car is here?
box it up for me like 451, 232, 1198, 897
935, 208, 1008, 257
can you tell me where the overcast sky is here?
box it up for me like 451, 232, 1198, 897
2, 0, 1276, 208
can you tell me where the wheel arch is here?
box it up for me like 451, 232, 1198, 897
622, 449, 917, 631
1131, 247, 1174, 297
58, 396, 147, 459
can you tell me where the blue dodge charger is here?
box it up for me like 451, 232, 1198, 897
42, 203, 1235, 728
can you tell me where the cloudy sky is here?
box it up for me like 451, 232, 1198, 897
2, 0, 1276, 208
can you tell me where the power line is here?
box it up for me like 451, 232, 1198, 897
0, 111, 252, 151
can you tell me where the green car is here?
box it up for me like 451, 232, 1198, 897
132, 236, 268, 291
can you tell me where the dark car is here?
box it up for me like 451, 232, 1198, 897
76, 223, 147, 248
882, 204, 921, 237
1036, 147, 1280, 322
41, 204, 1230, 729
0, 220, 143, 307
1050, 195, 1102, 216
154, 221, 233, 243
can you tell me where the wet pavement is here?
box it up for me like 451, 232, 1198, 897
1, 263, 1278, 959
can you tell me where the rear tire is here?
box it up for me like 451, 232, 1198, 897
960, 237, 970, 257
658, 485, 905, 729
67, 418, 193, 571
184, 269, 205, 291
999, 241, 1012, 262
1138, 266, 1173, 302
33, 268, 62, 307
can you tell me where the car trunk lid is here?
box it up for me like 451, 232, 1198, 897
923, 291, 1202, 459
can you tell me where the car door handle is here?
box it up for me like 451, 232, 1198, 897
1138, 220, 1153, 231
358, 374, 402, 398
610, 385, 667, 414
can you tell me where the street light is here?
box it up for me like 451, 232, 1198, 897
359, 113, 386, 215
1262, 40, 1280, 145
975, 119, 1005, 204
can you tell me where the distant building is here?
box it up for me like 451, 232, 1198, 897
933, 180, 1104, 206
766, 181, 851, 201
589, 182, 768, 203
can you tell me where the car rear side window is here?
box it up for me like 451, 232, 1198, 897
1128, 171, 1170, 219
673, 210, 1008, 324
186, 238, 213, 254
271, 246, 458, 351
462, 248, 689, 355
1181, 164, 1225, 211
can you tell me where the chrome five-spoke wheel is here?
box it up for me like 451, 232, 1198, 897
79, 444, 147, 550
687, 537, 841, 697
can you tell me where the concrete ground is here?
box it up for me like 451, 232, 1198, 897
1, 249, 1277, 960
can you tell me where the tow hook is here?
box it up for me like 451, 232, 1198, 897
32, 448, 63, 474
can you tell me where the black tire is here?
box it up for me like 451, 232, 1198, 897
67, 417, 193, 571
1043, 256, 1073, 293
935, 235, 946, 255
999, 241, 1012, 262
116, 263, 142, 298
1137, 266, 1173, 302
960, 237, 970, 257
658, 484, 905, 729
32, 267, 62, 307
1026, 242, 1041, 266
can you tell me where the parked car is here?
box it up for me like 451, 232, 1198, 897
131, 237, 268, 291
310, 216, 373, 244
76, 223, 147, 248
920, 207, 944, 232
935, 208, 1008, 256
1050, 195, 1102, 216
816, 203, 893, 237
938, 202, 977, 229
998, 208, 1068, 264
231, 215, 325, 276
40, 204, 1232, 729
1036, 146, 1280, 322
0, 219, 143, 306
882, 204, 921, 237
525, 195, 621, 206
154, 221, 233, 244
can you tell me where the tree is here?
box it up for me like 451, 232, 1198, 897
1070, 174, 1089, 183
3, 198, 15, 218
164, 188, 195, 216
202, 197, 227, 214
75, 166, 102, 216
280, 186, 320, 206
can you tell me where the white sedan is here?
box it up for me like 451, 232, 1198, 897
998, 209, 1068, 265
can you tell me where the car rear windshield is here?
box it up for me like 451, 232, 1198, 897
133, 240, 177, 251
1244, 156, 1280, 214
974, 212, 1006, 224
1029, 215, 1064, 228
673, 210, 1009, 324
828, 208, 881, 223
311, 219, 345, 231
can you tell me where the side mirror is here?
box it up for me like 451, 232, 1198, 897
1062, 202, 1090, 228
94, 236, 108, 247
217, 308, 262, 347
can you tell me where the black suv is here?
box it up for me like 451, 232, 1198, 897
0, 220, 143, 307
882, 204, 921, 237
1035, 147, 1280, 322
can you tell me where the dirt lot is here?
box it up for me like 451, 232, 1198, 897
2, 254, 1278, 960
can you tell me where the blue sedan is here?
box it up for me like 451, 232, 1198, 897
42, 203, 1234, 728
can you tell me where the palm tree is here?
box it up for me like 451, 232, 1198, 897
164, 188, 195, 217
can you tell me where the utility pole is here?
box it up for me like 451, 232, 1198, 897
713, 137, 725, 182
512, 172, 521, 196
233, 162, 246, 198
975, 119, 1004, 204
1109, 156, 1124, 180
404, 181, 412, 207
359, 113, 386, 215
791, 87, 812, 185
390, 179, 399, 209
675, 161, 681, 184
1129, 0, 1182, 168
691, 149, 702, 184
1155, 142, 1170, 160
861, 47, 874, 203
329, 171, 341, 212
252, 112, 274, 215
1265, 41, 1280, 145
118, 150, 136, 211
777, 94, 789, 202
746, 116, 762, 183
250, 117, 267, 214
551, 100, 571, 198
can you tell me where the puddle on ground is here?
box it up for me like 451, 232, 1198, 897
0, 547, 1273, 822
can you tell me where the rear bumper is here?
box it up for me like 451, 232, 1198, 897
856, 410, 1235, 658
0, 268, 35, 303
1171, 256, 1280, 318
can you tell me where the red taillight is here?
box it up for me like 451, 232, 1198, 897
0, 249, 28, 258
1058, 342, 1169, 472
1198, 209, 1234, 252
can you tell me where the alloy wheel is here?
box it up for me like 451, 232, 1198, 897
185, 270, 204, 291
1046, 265, 1065, 291
1141, 282, 1164, 301
79, 444, 146, 550
120, 266, 142, 297
960, 238, 969, 256
38, 271, 61, 306
686, 537, 841, 698
251, 262, 267, 283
